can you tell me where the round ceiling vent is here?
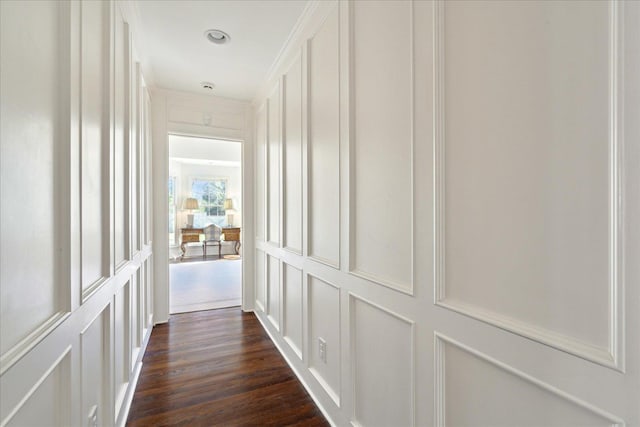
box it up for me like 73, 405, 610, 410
204, 29, 230, 45
200, 82, 215, 90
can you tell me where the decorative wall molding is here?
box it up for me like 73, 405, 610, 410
282, 262, 304, 361
432, 0, 624, 370
0, 312, 70, 376
309, 367, 341, 408
1, 346, 72, 426
80, 0, 112, 302
255, 249, 266, 313
255, 101, 268, 242
306, 6, 341, 269
267, 255, 281, 331
267, 82, 282, 247
349, 293, 415, 427
282, 49, 304, 255
284, 337, 303, 362
306, 273, 341, 407
348, 0, 415, 295
1, 2, 155, 425
434, 333, 625, 427
253, 0, 337, 106
80, 302, 111, 427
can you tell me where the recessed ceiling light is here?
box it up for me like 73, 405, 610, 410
201, 82, 215, 90
204, 29, 230, 45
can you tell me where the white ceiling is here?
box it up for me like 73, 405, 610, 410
133, 0, 309, 100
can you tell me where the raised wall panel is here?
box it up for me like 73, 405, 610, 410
308, 7, 340, 266
255, 104, 267, 241
267, 85, 281, 246
283, 263, 303, 358
267, 255, 281, 330
0, 0, 67, 359
4, 350, 71, 427
114, 13, 130, 268
138, 264, 147, 336
255, 250, 266, 312
435, 1, 617, 362
143, 259, 152, 328
81, 306, 110, 427
351, 1, 414, 292
130, 275, 139, 362
137, 80, 145, 249
142, 88, 151, 246
351, 296, 414, 426
435, 335, 621, 426
308, 275, 340, 405
283, 53, 304, 253
81, 0, 110, 293
114, 281, 130, 417
131, 64, 140, 253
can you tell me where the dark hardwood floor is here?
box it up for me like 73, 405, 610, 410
126, 308, 329, 427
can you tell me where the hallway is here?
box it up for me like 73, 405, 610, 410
126, 308, 328, 426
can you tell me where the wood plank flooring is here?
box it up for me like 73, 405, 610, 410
126, 308, 329, 427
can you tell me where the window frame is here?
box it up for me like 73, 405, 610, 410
188, 176, 229, 227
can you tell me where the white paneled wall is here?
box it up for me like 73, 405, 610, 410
1, 0, 68, 359
252, 1, 640, 426
81, 0, 110, 297
0, 1, 154, 426
267, 85, 282, 246
283, 53, 304, 254
351, 0, 414, 292
267, 255, 281, 330
283, 263, 303, 358
308, 6, 340, 267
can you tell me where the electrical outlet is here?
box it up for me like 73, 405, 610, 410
318, 337, 327, 363
88, 405, 98, 427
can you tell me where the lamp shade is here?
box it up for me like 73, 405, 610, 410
182, 197, 199, 210
224, 198, 234, 210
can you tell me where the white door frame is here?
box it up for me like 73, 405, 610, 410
150, 90, 255, 323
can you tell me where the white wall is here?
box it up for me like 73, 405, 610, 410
151, 88, 254, 322
0, 1, 153, 426
252, 1, 640, 426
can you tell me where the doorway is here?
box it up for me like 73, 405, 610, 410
168, 134, 242, 314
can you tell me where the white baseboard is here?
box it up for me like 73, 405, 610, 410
253, 310, 342, 427
115, 321, 154, 427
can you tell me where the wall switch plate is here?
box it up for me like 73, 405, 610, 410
88, 405, 98, 427
318, 337, 327, 363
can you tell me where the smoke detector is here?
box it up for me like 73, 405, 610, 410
204, 29, 230, 45
200, 82, 215, 90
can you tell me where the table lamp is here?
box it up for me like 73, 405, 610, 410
224, 198, 236, 226
182, 197, 199, 228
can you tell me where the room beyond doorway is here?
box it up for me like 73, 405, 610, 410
168, 135, 242, 314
